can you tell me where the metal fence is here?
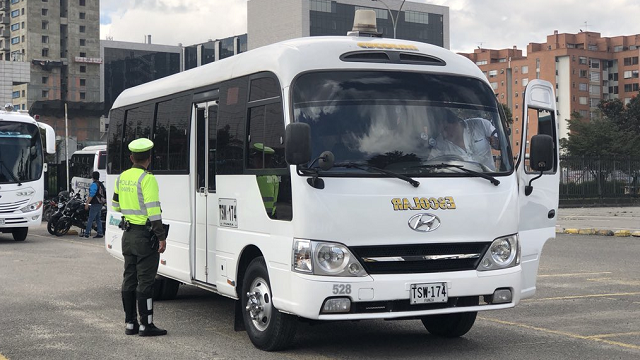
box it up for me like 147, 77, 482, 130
44, 163, 67, 199
560, 156, 640, 199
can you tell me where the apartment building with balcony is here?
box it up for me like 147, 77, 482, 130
0, 0, 100, 111
460, 31, 640, 153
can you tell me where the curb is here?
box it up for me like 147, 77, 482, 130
556, 227, 640, 237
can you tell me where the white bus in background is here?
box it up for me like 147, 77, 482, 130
69, 145, 107, 197
0, 105, 56, 241
105, 12, 559, 351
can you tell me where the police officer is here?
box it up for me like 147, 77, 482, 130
112, 138, 167, 336
250, 143, 280, 218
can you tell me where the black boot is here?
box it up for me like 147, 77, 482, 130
137, 296, 167, 337
122, 291, 139, 335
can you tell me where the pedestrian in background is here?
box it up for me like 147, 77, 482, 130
83, 171, 105, 238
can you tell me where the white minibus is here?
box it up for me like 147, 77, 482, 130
0, 105, 56, 241
105, 16, 559, 351
70, 145, 107, 197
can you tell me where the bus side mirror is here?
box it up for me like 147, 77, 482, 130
525, 134, 554, 196
285, 123, 311, 166
529, 134, 554, 172
37, 122, 56, 154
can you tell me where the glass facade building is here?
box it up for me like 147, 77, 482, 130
309, 1, 444, 47
102, 45, 181, 114
248, 0, 449, 51
183, 34, 248, 70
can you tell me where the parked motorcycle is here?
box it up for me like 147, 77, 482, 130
53, 193, 88, 236
53, 193, 106, 237
47, 191, 71, 235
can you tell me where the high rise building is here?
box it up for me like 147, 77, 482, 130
183, 34, 247, 71
101, 40, 182, 115
248, 0, 449, 50
0, 0, 100, 111
460, 31, 640, 153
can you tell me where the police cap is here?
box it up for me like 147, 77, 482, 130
128, 138, 154, 153
252, 142, 275, 154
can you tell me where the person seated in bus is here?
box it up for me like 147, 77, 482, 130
429, 109, 498, 171
250, 143, 280, 218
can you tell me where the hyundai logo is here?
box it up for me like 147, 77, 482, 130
408, 213, 441, 232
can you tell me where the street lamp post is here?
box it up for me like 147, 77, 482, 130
371, 0, 407, 39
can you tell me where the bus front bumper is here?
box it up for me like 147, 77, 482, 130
0, 210, 42, 228
272, 267, 522, 320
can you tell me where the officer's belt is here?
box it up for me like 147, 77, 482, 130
128, 223, 147, 229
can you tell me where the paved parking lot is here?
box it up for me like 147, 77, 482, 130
0, 225, 639, 359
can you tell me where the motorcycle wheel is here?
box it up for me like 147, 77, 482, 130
43, 207, 54, 222
47, 219, 57, 235
54, 218, 72, 237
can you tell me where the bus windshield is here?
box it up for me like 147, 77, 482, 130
292, 71, 513, 175
70, 154, 96, 179
0, 122, 43, 184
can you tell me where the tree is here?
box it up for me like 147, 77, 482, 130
564, 95, 640, 157
564, 112, 626, 156
500, 103, 513, 127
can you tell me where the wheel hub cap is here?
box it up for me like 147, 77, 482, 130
245, 278, 272, 331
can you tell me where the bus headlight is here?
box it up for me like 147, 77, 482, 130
292, 239, 367, 277
20, 201, 43, 213
477, 234, 520, 271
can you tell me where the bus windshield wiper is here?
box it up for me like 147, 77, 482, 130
415, 163, 499, 186
333, 162, 420, 188
0, 159, 22, 186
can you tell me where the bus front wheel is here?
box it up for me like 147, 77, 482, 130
421, 310, 477, 338
241, 257, 297, 351
421, 296, 478, 337
12, 228, 28, 241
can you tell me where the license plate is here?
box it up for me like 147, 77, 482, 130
410, 282, 448, 304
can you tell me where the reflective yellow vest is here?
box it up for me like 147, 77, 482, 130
112, 167, 162, 225
256, 175, 279, 217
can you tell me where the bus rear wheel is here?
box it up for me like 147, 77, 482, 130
241, 257, 297, 351
152, 276, 180, 301
12, 228, 28, 241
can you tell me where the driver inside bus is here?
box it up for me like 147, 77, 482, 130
250, 143, 280, 218
429, 109, 498, 171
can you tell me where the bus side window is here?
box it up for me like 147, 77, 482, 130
154, 95, 191, 172
217, 77, 249, 175
208, 105, 218, 191
107, 109, 125, 174
123, 104, 154, 169
246, 104, 285, 170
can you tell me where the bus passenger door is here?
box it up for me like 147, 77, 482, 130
517, 79, 560, 299
194, 100, 219, 284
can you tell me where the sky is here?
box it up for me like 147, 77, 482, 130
100, 0, 640, 54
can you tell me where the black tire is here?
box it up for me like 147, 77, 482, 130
241, 257, 297, 351
47, 219, 57, 235
42, 207, 54, 222
12, 228, 28, 241
54, 218, 71, 237
420, 298, 478, 338
152, 277, 180, 301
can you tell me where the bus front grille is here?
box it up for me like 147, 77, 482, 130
350, 242, 491, 274
0, 199, 29, 213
